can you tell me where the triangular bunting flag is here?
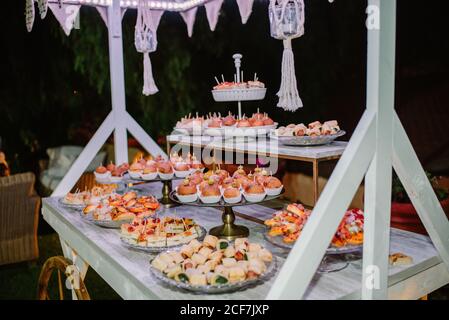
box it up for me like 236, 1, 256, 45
37, 0, 48, 19
236, 0, 254, 24
204, 0, 223, 31
25, 0, 35, 32
48, 3, 81, 36
96, 7, 128, 27
149, 9, 164, 31
180, 7, 198, 37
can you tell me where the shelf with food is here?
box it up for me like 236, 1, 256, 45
169, 166, 284, 240
270, 120, 346, 146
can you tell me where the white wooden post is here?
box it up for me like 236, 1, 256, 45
362, 0, 396, 299
266, 109, 377, 299
108, 0, 128, 165
392, 112, 449, 269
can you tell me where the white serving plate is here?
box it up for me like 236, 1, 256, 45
211, 88, 267, 102
269, 130, 346, 146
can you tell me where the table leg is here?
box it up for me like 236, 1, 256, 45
59, 238, 89, 300
313, 160, 319, 205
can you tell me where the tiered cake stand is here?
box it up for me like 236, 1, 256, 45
169, 189, 284, 240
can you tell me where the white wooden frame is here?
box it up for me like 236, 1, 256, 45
267, 0, 449, 299
47, 0, 449, 299
52, 0, 165, 197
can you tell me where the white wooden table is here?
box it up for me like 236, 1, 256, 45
41, 182, 449, 300
167, 134, 348, 204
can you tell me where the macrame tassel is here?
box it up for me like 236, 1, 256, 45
143, 52, 158, 96
276, 38, 303, 111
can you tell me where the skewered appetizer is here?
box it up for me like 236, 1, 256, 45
82, 191, 160, 222
204, 110, 275, 129
62, 185, 117, 206
175, 113, 205, 132
150, 236, 273, 287
121, 216, 203, 247
264, 204, 364, 247
274, 120, 341, 137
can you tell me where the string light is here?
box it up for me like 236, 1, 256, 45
73, 0, 209, 10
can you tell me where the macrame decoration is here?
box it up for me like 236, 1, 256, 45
204, 0, 224, 31
269, 0, 305, 111
37, 0, 49, 19
135, 1, 160, 95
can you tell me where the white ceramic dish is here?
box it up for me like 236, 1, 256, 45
128, 171, 142, 179
141, 172, 158, 180
158, 172, 175, 180
223, 193, 242, 204
243, 192, 267, 203
94, 171, 111, 180
198, 194, 222, 204
211, 87, 267, 102
265, 185, 284, 196
174, 170, 191, 178
175, 192, 198, 203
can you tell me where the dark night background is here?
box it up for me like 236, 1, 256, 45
1, 0, 449, 300
1, 0, 449, 176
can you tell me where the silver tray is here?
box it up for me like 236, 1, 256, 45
149, 254, 277, 294
264, 231, 362, 254
58, 197, 85, 210
120, 226, 206, 253
269, 130, 346, 146
79, 211, 133, 229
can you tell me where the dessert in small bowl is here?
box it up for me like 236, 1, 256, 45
129, 162, 144, 179
264, 176, 283, 196
176, 179, 198, 203
157, 161, 174, 180
199, 181, 222, 204
174, 162, 191, 178
94, 165, 110, 180
223, 186, 242, 204
243, 182, 266, 203
141, 165, 158, 180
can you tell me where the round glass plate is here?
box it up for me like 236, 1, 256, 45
149, 255, 277, 294
120, 226, 207, 253
264, 231, 362, 254
58, 197, 85, 210
79, 211, 133, 229
169, 189, 284, 208
269, 130, 346, 146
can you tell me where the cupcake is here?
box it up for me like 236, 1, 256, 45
199, 181, 221, 204
129, 162, 144, 179
264, 176, 283, 196
223, 186, 242, 204
174, 162, 191, 178
94, 165, 110, 180
157, 161, 174, 180
243, 182, 266, 203
176, 179, 198, 203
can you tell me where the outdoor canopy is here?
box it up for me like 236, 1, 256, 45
26, 0, 449, 300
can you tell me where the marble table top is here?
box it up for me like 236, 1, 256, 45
41, 182, 446, 299
167, 134, 348, 160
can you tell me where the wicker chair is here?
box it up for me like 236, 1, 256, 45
0, 172, 40, 265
